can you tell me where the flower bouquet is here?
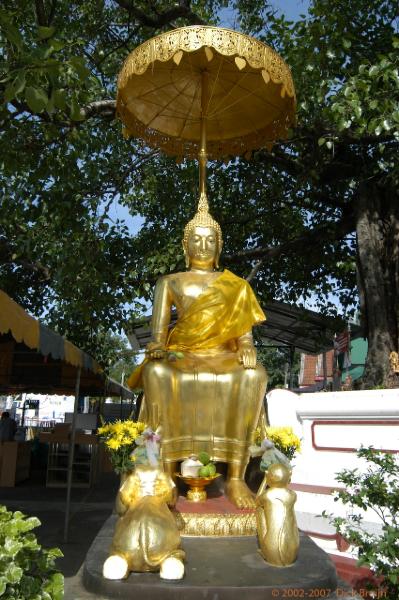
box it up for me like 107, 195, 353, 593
97, 420, 147, 474
250, 426, 301, 471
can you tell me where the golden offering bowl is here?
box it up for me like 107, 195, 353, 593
175, 473, 221, 502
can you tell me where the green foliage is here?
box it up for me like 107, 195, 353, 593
326, 447, 399, 599
0, 0, 213, 366
0, 505, 63, 600
256, 344, 300, 389
100, 333, 137, 381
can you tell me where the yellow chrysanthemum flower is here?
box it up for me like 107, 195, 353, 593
111, 421, 125, 435
97, 424, 112, 435
106, 438, 121, 450
264, 426, 301, 457
98, 420, 149, 451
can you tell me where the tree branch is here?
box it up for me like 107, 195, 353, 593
81, 100, 116, 119
0, 237, 51, 281
34, 0, 49, 26
256, 147, 302, 177
225, 212, 354, 266
246, 260, 264, 282
48, 0, 58, 25
113, 0, 206, 27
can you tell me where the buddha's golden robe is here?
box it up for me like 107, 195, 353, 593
128, 270, 267, 464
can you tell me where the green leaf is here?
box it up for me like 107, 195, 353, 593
13, 71, 26, 96
20, 575, 41, 597
69, 56, 90, 80
4, 84, 16, 103
0, 576, 6, 596
70, 97, 84, 121
22, 516, 41, 531
49, 38, 65, 52
3, 72, 27, 103
47, 547, 63, 559
354, 106, 362, 119
43, 572, 64, 600
368, 65, 379, 77
37, 25, 56, 40
6, 565, 22, 584
25, 86, 48, 113
318, 137, 326, 146
53, 89, 67, 110
4, 538, 22, 556
2, 23, 23, 49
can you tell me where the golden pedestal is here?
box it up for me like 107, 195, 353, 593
173, 494, 257, 537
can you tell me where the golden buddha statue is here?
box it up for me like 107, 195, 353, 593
128, 194, 268, 508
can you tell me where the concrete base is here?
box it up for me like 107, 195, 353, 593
82, 515, 339, 600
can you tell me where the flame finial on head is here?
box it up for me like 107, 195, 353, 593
183, 192, 223, 252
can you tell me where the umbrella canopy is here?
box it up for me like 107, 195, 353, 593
0, 290, 132, 398
117, 26, 296, 159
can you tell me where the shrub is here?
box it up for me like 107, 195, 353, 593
326, 446, 399, 600
0, 505, 63, 599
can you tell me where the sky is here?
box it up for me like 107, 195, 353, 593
220, 0, 310, 27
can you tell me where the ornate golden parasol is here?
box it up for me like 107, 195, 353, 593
117, 26, 296, 197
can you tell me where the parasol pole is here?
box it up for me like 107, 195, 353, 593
64, 365, 81, 543
198, 70, 209, 200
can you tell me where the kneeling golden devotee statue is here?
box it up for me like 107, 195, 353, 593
103, 464, 185, 580
128, 195, 268, 509
256, 463, 299, 567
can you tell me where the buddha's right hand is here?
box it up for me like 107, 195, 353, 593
145, 342, 166, 360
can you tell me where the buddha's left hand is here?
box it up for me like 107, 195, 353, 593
238, 346, 257, 369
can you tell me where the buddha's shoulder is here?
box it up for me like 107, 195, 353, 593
156, 271, 186, 285
222, 269, 249, 285
154, 271, 186, 292
155, 270, 221, 290
157, 270, 221, 282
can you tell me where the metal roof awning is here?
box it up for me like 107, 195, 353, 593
257, 301, 359, 355
126, 301, 360, 356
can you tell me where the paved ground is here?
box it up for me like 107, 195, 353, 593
1, 471, 364, 599
0, 470, 119, 578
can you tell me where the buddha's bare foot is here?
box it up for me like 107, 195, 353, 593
226, 478, 256, 509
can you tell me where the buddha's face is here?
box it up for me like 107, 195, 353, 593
186, 226, 220, 269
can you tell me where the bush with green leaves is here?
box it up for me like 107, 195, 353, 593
0, 505, 63, 600
326, 446, 399, 599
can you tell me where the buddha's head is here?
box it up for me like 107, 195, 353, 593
183, 193, 223, 270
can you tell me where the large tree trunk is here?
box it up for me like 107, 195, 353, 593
355, 183, 399, 388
